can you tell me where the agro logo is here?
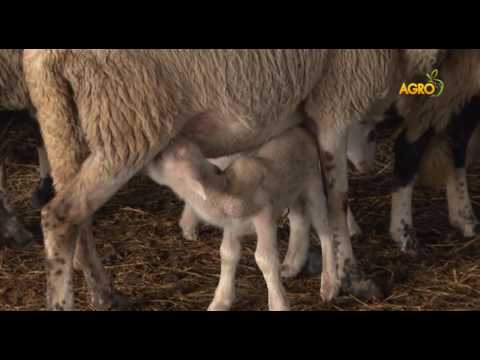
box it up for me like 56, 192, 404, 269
399, 69, 445, 97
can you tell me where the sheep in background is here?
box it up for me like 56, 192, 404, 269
390, 50, 480, 253
0, 50, 54, 246
412, 95, 480, 240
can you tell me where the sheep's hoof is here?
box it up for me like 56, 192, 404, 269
452, 221, 480, 238
320, 272, 341, 302
323, 260, 385, 302
92, 290, 131, 311
31, 176, 55, 209
345, 277, 384, 301
392, 227, 419, 256
399, 236, 421, 257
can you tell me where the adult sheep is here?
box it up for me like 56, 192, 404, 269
24, 49, 443, 310
0, 49, 54, 247
389, 50, 480, 253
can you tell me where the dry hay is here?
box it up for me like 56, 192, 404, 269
1, 113, 480, 311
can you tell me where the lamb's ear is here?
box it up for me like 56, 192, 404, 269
190, 179, 207, 201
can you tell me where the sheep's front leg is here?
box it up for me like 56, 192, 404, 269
318, 125, 380, 301
253, 208, 289, 311
208, 228, 241, 311
390, 128, 434, 254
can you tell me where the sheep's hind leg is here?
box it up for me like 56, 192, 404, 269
315, 123, 380, 301
42, 153, 139, 310
303, 204, 362, 278
73, 221, 131, 310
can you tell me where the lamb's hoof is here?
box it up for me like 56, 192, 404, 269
281, 263, 302, 279
31, 176, 55, 209
208, 299, 233, 311
303, 247, 322, 277
348, 222, 363, 238
182, 229, 198, 241
269, 302, 290, 311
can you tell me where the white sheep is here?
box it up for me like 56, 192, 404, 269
24, 49, 441, 310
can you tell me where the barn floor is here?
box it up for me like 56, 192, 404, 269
2, 114, 480, 311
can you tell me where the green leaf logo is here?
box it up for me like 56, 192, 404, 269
426, 69, 445, 97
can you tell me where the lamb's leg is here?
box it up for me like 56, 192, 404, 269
252, 208, 289, 311
281, 200, 311, 279
42, 153, 139, 310
347, 206, 362, 237
445, 96, 480, 237
208, 229, 241, 311
390, 128, 434, 254
31, 145, 55, 209
304, 175, 338, 300
179, 204, 200, 241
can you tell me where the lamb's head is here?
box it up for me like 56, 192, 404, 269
347, 120, 377, 174
151, 139, 226, 202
